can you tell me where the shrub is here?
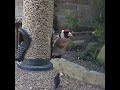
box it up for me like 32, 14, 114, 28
93, 25, 105, 43
80, 42, 98, 61
64, 16, 80, 31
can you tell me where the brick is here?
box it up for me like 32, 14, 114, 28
56, 0, 76, 3
77, 5, 95, 24
78, 5, 93, 16
76, 0, 89, 5
76, 26, 94, 32
57, 15, 66, 25
55, 9, 69, 16
55, 0, 67, 3
55, 0, 89, 5
67, 0, 77, 3
68, 10, 78, 17
57, 15, 66, 23
57, 22, 66, 31
57, 3, 77, 10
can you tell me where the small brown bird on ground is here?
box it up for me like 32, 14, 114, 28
52, 29, 73, 58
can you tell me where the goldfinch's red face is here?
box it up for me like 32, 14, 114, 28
61, 29, 73, 38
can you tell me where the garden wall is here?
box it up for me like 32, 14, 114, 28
15, 0, 101, 31
54, 0, 99, 31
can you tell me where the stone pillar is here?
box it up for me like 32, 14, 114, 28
17, 0, 54, 71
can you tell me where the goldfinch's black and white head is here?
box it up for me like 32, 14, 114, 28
60, 29, 73, 38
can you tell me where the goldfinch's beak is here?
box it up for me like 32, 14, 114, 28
68, 32, 73, 37
60, 72, 63, 76
92, 31, 95, 34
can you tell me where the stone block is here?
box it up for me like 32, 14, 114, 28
68, 10, 78, 17
95, 73, 105, 88
57, 15, 66, 23
55, 9, 69, 16
84, 71, 97, 85
77, 5, 94, 21
57, 3, 77, 10
55, 0, 67, 3
97, 45, 105, 64
55, 0, 89, 5
51, 58, 105, 88
51, 58, 61, 70
76, 0, 89, 5
56, 15, 66, 30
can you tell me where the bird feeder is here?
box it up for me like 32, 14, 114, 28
16, 0, 54, 71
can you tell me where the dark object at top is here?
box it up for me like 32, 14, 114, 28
54, 73, 61, 89
51, 54, 61, 59
15, 28, 31, 62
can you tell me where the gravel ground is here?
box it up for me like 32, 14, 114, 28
62, 50, 105, 74
15, 62, 104, 90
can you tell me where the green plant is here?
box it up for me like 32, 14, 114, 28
94, 0, 105, 25
79, 0, 105, 66
93, 25, 105, 43
80, 45, 104, 65
90, 2, 105, 44
91, 16, 104, 28
80, 50, 95, 61
64, 16, 80, 31
80, 42, 98, 61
